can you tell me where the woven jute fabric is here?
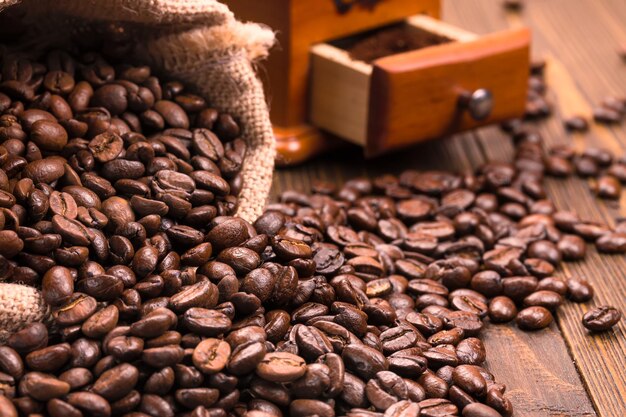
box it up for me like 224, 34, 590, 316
0, 284, 49, 343
0, 0, 276, 339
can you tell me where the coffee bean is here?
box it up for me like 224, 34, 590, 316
382, 400, 420, 417
342, 344, 388, 380
596, 232, 626, 253
89, 131, 124, 162
53, 293, 98, 326
593, 107, 621, 123
516, 306, 553, 330
272, 235, 313, 261
66, 392, 111, 417
256, 352, 307, 383
557, 234, 586, 260
564, 116, 589, 132
92, 84, 128, 115
290, 399, 335, 417
42, 266, 74, 306
82, 305, 119, 338
0, 346, 24, 378
453, 365, 487, 397
22, 158, 66, 184
170, 280, 218, 312
7, 323, 48, 353
18, 372, 71, 401
523, 290, 562, 310
25, 343, 71, 372
582, 306, 621, 331
462, 402, 502, 417
183, 308, 231, 337
594, 175, 621, 199
567, 278, 594, 302
92, 363, 139, 401
193, 338, 231, 375
488, 296, 517, 323
30, 120, 68, 151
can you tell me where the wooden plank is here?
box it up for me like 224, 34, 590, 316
481, 324, 596, 417
444, 1, 626, 416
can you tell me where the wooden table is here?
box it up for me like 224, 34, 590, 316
271, 1, 626, 416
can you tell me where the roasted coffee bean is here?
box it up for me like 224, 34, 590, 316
7, 323, 48, 353
456, 338, 486, 365
66, 391, 111, 417
227, 340, 267, 375
488, 296, 517, 323
272, 235, 313, 260
89, 131, 124, 162
25, 343, 72, 372
516, 306, 553, 330
18, 372, 71, 401
557, 234, 586, 260
0, 346, 24, 379
106, 336, 144, 361
0, 394, 17, 417
523, 290, 562, 310
82, 305, 119, 338
596, 232, 626, 254
564, 115, 589, 132
170, 280, 218, 312
365, 370, 408, 410
92, 363, 139, 401
183, 308, 231, 336
256, 352, 307, 383
342, 343, 388, 380
142, 345, 184, 367
42, 266, 74, 306
193, 338, 231, 375
290, 399, 334, 417
567, 278, 595, 302
453, 365, 487, 397
582, 306, 621, 331
130, 309, 173, 338
53, 293, 98, 326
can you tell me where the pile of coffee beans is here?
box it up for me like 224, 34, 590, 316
0, 45, 623, 417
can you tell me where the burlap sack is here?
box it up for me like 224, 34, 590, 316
0, 0, 276, 342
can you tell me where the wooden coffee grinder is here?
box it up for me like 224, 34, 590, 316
226, 0, 530, 165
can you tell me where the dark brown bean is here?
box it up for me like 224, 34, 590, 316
582, 306, 621, 331
516, 306, 553, 330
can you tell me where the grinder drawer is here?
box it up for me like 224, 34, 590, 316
310, 14, 530, 156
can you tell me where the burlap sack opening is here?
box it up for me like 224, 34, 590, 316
0, 0, 276, 342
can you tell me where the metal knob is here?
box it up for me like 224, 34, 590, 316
458, 89, 493, 121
